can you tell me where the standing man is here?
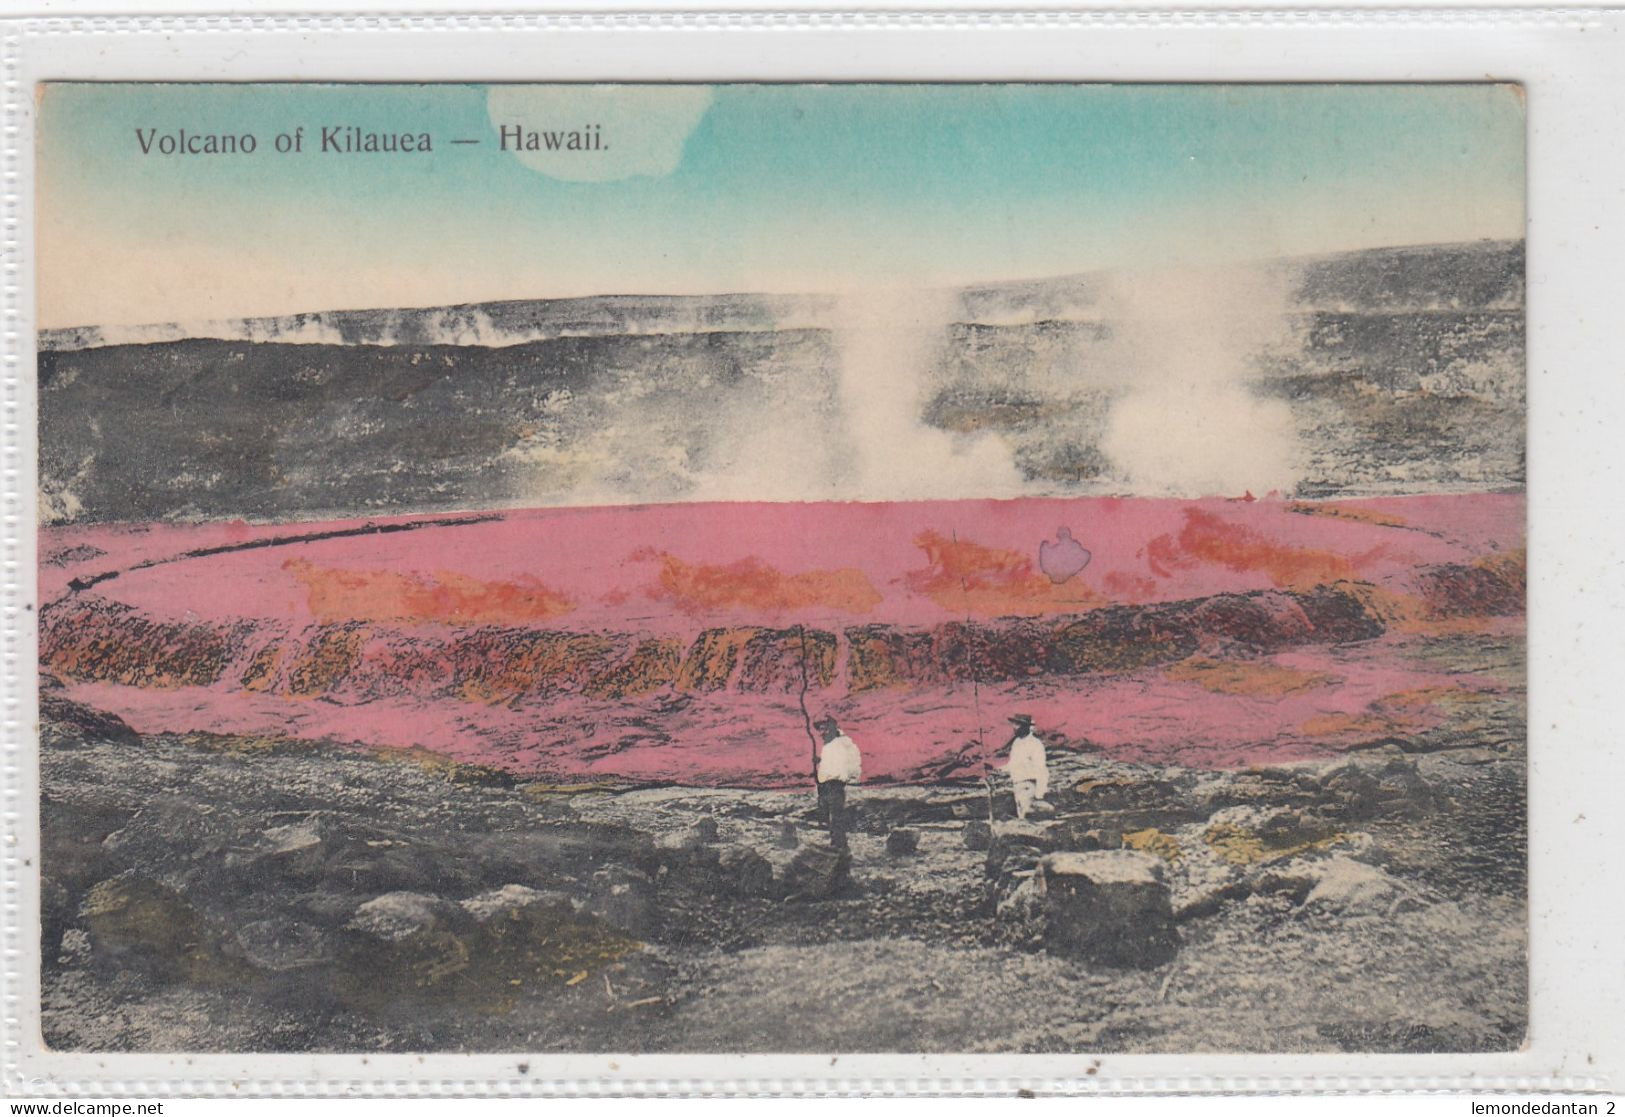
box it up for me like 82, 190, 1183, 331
814, 715, 862, 850
1003, 713, 1049, 820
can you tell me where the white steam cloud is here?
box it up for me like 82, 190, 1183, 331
1098, 265, 1305, 498
687, 287, 1024, 502
829, 289, 1025, 501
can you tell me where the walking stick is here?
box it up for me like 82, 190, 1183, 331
949, 530, 995, 829
796, 623, 821, 786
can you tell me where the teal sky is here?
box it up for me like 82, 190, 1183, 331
37, 82, 1525, 328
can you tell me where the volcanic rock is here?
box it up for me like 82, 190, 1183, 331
459, 884, 577, 926
241, 820, 327, 884
231, 917, 331, 973
1261, 856, 1402, 913
80, 872, 241, 983
347, 891, 467, 941
1319, 764, 1385, 821
719, 847, 776, 897
321, 842, 436, 895
995, 875, 1046, 952
962, 820, 992, 851
885, 829, 919, 856
1318, 759, 1435, 822
655, 828, 707, 855
56, 927, 91, 968
1374, 760, 1436, 818
39, 694, 140, 749
1074, 828, 1122, 851
585, 867, 656, 938
783, 843, 850, 899
337, 891, 473, 1004
1037, 851, 1178, 968
994, 819, 1063, 851
101, 796, 241, 872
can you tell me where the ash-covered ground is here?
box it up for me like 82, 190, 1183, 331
39, 633, 1526, 1055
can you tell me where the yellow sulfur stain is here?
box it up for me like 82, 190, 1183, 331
1204, 821, 1346, 866
1123, 828, 1182, 862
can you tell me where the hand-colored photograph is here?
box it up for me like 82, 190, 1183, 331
35, 82, 1526, 1053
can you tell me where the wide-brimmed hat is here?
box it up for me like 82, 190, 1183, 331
814, 715, 840, 731
1007, 713, 1034, 727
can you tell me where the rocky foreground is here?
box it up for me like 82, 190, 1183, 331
40, 677, 1526, 1055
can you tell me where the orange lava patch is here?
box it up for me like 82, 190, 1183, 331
643, 552, 882, 616
1376, 685, 1493, 712
1166, 657, 1337, 697
1298, 711, 1412, 738
1103, 570, 1160, 602
906, 531, 1101, 616
285, 558, 576, 624
1145, 509, 1364, 590
1288, 501, 1410, 529
1337, 581, 1514, 637
1474, 547, 1526, 578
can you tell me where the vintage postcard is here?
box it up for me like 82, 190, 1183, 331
33, 82, 1527, 1055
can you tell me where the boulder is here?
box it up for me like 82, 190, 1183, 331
55, 927, 91, 968
231, 918, 331, 973
337, 891, 473, 1003
40, 694, 141, 749
461, 884, 638, 987
339, 886, 639, 1007
654, 823, 730, 870
459, 884, 577, 926
1037, 851, 1178, 968
1317, 759, 1435, 821
885, 829, 919, 857
719, 847, 776, 898
962, 820, 992, 851
101, 796, 242, 873
994, 875, 1046, 951
1374, 761, 1435, 818
654, 829, 705, 855
1074, 828, 1122, 852
1261, 856, 1401, 913
1319, 764, 1384, 821
1306, 858, 1399, 910
926, 792, 991, 820
1204, 810, 1345, 867
585, 867, 657, 938
346, 891, 467, 942
654, 835, 725, 892
782, 843, 850, 899
993, 819, 1061, 852
1071, 776, 1169, 811
320, 842, 436, 895
80, 872, 241, 983
235, 820, 327, 885
986, 819, 1062, 878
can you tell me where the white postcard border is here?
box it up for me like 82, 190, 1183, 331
2, 6, 1621, 1097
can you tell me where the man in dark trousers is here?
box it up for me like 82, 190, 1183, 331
814, 715, 862, 850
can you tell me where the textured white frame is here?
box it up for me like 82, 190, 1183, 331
2, 3, 1622, 1098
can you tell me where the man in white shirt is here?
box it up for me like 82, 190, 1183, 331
1002, 713, 1049, 820
814, 715, 862, 850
